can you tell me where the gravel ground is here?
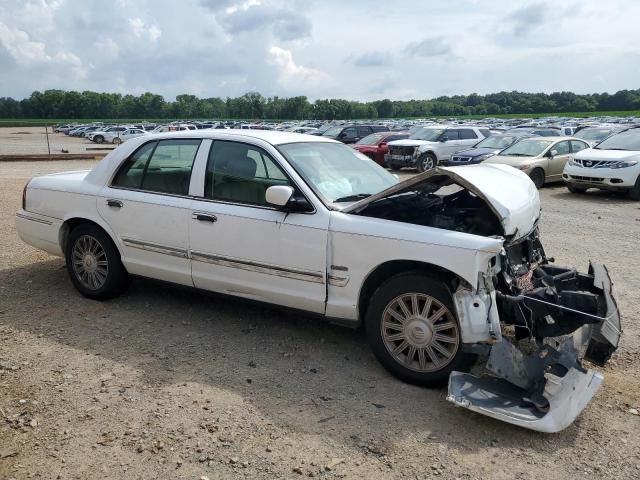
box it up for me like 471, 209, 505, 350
1, 156, 639, 480
0, 128, 108, 155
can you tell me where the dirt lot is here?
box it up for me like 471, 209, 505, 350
1, 155, 639, 479
0, 128, 106, 156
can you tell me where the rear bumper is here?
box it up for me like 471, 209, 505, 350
15, 210, 63, 257
447, 262, 621, 433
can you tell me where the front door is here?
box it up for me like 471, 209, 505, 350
189, 140, 329, 313
97, 138, 204, 286
547, 140, 571, 180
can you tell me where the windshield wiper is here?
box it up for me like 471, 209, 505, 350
334, 193, 373, 203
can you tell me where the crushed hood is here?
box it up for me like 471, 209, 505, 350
342, 164, 540, 239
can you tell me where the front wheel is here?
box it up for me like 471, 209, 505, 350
365, 274, 474, 387
628, 175, 640, 201
417, 153, 436, 172
567, 184, 588, 194
112, 137, 122, 145
529, 168, 545, 189
93, 135, 104, 144
65, 224, 129, 300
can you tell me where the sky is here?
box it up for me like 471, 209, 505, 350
0, 0, 639, 101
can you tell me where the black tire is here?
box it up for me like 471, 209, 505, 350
567, 184, 588, 194
112, 137, 122, 145
65, 224, 129, 300
628, 176, 640, 201
93, 135, 104, 144
529, 168, 545, 189
417, 153, 437, 173
365, 274, 474, 387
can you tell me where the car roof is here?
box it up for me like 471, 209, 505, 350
147, 129, 340, 146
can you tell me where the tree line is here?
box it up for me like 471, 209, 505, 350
1, 88, 640, 120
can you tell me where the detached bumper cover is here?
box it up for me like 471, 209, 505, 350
447, 263, 621, 433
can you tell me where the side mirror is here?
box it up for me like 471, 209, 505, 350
378, 142, 387, 147
266, 185, 294, 207
549, 149, 558, 157
338, 131, 347, 138
439, 137, 448, 142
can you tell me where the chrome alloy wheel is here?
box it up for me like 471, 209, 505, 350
71, 235, 108, 290
381, 293, 460, 372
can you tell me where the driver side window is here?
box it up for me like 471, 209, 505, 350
205, 141, 292, 206
553, 141, 570, 155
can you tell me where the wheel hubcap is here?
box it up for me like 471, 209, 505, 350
422, 157, 434, 170
71, 235, 108, 290
381, 293, 459, 372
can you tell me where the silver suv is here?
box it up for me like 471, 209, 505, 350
385, 126, 491, 171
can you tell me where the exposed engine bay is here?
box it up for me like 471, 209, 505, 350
353, 175, 504, 237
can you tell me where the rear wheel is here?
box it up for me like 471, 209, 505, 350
365, 274, 473, 387
417, 153, 436, 173
567, 184, 588, 194
65, 224, 129, 300
529, 168, 545, 189
628, 175, 640, 201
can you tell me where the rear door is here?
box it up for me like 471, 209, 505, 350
188, 139, 329, 313
440, 129, 462, 158
97, 138, 206, 286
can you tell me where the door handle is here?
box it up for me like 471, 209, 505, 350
192, 212, 217, 223
106, 199, 123, 208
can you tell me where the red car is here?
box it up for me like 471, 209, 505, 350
351, 131, 409, 165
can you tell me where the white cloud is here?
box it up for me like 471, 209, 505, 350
267, 45, 329, 89
129, 17, 162, 43
0, 21, 51, 63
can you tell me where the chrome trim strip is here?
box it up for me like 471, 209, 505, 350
16, 212, 53, 225
328, 274, 350, 287
122, 237, 189, 259
191, 251, 324, 284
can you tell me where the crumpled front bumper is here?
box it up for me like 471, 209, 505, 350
447, 263, 621, 433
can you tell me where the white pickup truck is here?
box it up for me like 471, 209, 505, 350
16, 130, 621, 432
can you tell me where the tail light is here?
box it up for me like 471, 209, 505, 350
22, 182, 28, 210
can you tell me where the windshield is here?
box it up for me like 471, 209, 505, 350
278, 142, 398, 205
575, 128, 615, 142
356, 133, 385, 145
499, 138, 553, 157
475, 135, 515, 149
595, 130, 640, 150
409, 128, 444, 141
322, 126, 344, 137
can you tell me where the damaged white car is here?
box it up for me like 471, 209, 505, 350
15, 131, 621, 433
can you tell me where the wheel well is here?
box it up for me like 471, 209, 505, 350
357, 260, 463, 323
59, 218, 110, 254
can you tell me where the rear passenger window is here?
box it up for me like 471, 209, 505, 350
112, 141, 156, 189
141, 140, 201, 195
459, 129, 478, 140
205, 141, 291, 206
112, 139, 200, 195
357, 126, 371, 137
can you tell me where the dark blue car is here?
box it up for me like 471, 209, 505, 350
447, 134, 531, 165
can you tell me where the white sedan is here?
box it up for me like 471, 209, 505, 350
15, 130, 620, 432
104, 128, 148, 144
